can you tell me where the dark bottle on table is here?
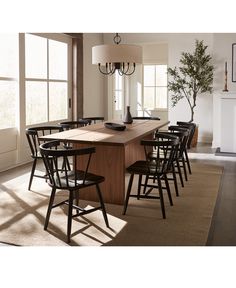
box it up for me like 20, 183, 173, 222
123, 106, 133, 124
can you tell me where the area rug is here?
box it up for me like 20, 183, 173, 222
0, 162, 223, 246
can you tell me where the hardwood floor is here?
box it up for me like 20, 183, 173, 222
206, 159, 236, 245
1, 143, 236, 246
189, 143, 236, 245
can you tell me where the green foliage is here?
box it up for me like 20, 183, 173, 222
168, 40, 214, 122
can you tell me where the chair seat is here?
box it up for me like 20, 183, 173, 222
127, 160, 163, 175
51, 170, 105, 189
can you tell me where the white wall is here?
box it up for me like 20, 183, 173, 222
212, 33, 236, 92
212, 33, 236, 148
83, 33, 106, 118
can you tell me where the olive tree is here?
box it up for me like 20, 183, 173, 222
168, 40, 214, 123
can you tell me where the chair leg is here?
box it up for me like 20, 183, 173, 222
96, 184, 109, 228
44, 187, 56, 230
184, 149, 192, 174
176, 159, 184, 187
66, 157, 71, 171
137, 175, 142, 199
164, 174, 173, 206
182, 156, 188, 181
123, 173, 134, 215
172, 163, 179, 197
143, 175, 149, 194
28, 158, 37, 190
61, 157, 66, 172
73, 191, 80, 215
67, 191, 74, 243
157, 175, 166, 219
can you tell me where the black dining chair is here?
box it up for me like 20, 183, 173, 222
167, 125, 190, 182
40, 140, 109, 243
176, 121, 196, 174
177, 121, 196, 149
59, 119, 90, 150
59, 120, 91, 170
59, 119, 91, 130
123, 133, 179, 219
81, 117, 104, 124
151, 126, 189, 197
25, 125, 63, 190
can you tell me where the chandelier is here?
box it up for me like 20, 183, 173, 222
92, 33, 142, 76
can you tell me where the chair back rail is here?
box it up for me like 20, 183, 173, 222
176, 121, 196, 148
40, 140, 96, 189
132, 116, 160, 120
59, 120, 90, 130
25, 125, 63, 190
26, 126, 63, 157
141, 133, 179, 174
81, 117, 104, 124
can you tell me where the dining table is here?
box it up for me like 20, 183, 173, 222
39, 119, 169, 205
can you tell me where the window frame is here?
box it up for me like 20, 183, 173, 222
0, 33, 73, 172
142, 63, 168, 112
24, 33, 72, 127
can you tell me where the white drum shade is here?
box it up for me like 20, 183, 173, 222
92, 44, 142, 65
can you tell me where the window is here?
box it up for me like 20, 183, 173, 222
0, 33, 72, 172
0, 34, 19, 129
25, 34, 69, 125
143, 64, 168, 110
0, 33, 71, 130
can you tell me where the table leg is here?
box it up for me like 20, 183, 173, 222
75, 137, 148, 205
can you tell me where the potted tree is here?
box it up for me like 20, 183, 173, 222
167, 39, 214, 147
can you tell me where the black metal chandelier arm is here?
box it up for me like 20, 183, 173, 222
107, 63, 116, 75
123, 63, 131, 74
119, 63, 136, 76
98, 63, 116, 75
98, 63, 110, 75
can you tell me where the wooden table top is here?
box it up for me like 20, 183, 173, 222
39, 119, 169, 146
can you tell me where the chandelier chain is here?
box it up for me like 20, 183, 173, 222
113, 33, 121, 45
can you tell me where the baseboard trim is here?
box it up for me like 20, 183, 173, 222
215, 147, 236, 157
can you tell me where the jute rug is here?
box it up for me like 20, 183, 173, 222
0, 162, 223, 246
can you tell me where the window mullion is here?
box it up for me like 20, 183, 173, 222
25, 78, 67, 83
47, 39, 49, 122
155, 65, 157, 109
0, 76, 18, 81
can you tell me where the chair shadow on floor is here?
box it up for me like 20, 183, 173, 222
44, 201, 117, 245
0, 182, 118, 246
